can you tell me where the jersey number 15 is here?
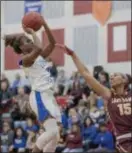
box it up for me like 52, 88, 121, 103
117, 103, 131, 116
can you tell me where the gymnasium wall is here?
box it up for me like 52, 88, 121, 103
1, 1, 131, 82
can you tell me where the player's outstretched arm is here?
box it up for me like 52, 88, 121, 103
40, 17, 56, 58
64, 46, 111, 100
42, 17, 55, 45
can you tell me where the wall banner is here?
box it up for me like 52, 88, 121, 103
24, 0, 42, 14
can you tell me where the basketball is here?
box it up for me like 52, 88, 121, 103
22, 11, 43, 31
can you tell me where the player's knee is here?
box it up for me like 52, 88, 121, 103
44, 118, 59, 135
36, 120, 59, 150
36, 129, 58, 151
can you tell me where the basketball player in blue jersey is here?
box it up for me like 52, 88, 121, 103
3, 17, 61, 152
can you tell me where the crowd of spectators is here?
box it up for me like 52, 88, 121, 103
1, 64, 128, 153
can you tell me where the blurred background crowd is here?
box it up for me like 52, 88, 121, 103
1, 63, 131, 153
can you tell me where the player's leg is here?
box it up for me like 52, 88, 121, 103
32, 118, 59, 152
29, 91, 60, 152
42, 133, 58, 152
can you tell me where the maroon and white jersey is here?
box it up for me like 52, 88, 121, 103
107, 91, 132, 137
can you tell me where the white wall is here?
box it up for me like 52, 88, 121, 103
1, 1, 131, 82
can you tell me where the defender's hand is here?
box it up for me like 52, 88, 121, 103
55, 44, 74, 56
64, 46, 74, 56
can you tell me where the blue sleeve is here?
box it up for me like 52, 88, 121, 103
93, 133, 101, 145
89, 127, 97, 140
99, 132, 114, 150
83, 127, 91, 135
14, 143, 17, 148
14, 137, 26, 148
32, 125, 39, 132
61, 113, 68, 129
68, 118, 72, 129
97, 98, 104, 109
104, 132, 114, 149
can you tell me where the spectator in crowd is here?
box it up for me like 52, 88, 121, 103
0, 81, 12, 113
55, 123, 66, 153
98, 71, 110, 88
77, 100, 89, 123
61, 109, 68, 130
66, 72, 80, 93
56, 70, 67, 95
63, 123, 83, 153
9, 127, 26, 153
0, 122, 14, 153
69, 80, 82, 106
70, 72, 80, 85
11, 102, 22, 122
82, 117, 97, 150
68, 108, 80, 130
56, 70, 67, 86
26, 130, 37, 152
1, 69, 127, 153
11, 73, 30, 95
93, 123, 115, 152
47, 58, 58, 80
96, 95, 104, 110
0, 73, 10, 88
26, 118, 39, 134
87, 91, 104, 124
13, 87, 29, 119
81, 80, 91, 99
88, 91, 97, 110
63, 72, 76, 94
77, 100, 86, 114
81, 107, 89, 122
11, 74, 21, 89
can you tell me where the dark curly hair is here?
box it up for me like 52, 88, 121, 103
124, 74, 132, 91
5, 35, 32, 54
84, 116, 94, 127
11, 39, 22, 54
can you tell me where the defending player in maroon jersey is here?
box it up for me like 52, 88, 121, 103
59, 45, 132, 153
107, 90, 132, 153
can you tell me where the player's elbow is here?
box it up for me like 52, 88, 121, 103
49, 36, 56, 45
22, 61, 32, 67
49, 42, 56, 50
51, 39, 56, 46
22, 59, 34, 67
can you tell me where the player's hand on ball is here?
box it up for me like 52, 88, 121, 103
22, 24, 34, 34
40, 15, 46, 25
